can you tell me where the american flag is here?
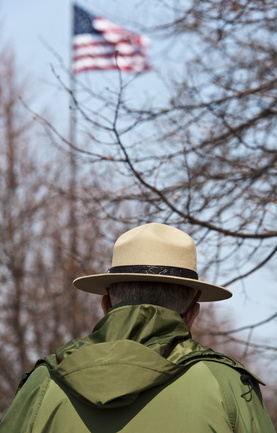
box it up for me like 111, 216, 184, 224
72, 4, 150, 74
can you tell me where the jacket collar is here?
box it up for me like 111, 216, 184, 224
91, 303, 192, 359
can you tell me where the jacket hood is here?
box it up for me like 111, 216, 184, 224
37, 303, 259, 408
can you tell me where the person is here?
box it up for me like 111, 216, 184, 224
0, 223, 275, 433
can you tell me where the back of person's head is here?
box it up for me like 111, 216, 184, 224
108, 281, 195, 314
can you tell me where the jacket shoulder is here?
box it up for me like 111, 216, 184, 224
200, 360, 275, 432
0, 365, 51, 433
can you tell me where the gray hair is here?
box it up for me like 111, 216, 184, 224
108, 281, 196, 315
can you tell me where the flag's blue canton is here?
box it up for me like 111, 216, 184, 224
74, 5, 100, 36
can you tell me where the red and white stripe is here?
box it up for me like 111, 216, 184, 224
72, 17, 150, 74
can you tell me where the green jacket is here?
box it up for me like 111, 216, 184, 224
0, 303, 275, 432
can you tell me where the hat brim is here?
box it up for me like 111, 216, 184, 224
73, 273, 232, 302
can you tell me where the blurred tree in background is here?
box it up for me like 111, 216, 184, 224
0, 47, 108, 416
59, 0, 277, 287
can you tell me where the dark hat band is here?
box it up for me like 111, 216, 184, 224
108, 265, 198, 280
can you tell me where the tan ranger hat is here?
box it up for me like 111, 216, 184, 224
73, 223, 232, 302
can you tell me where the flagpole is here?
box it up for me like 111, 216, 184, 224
68, 0, 79, 337
70, 0, 77, 152
69, 0, 77, 257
